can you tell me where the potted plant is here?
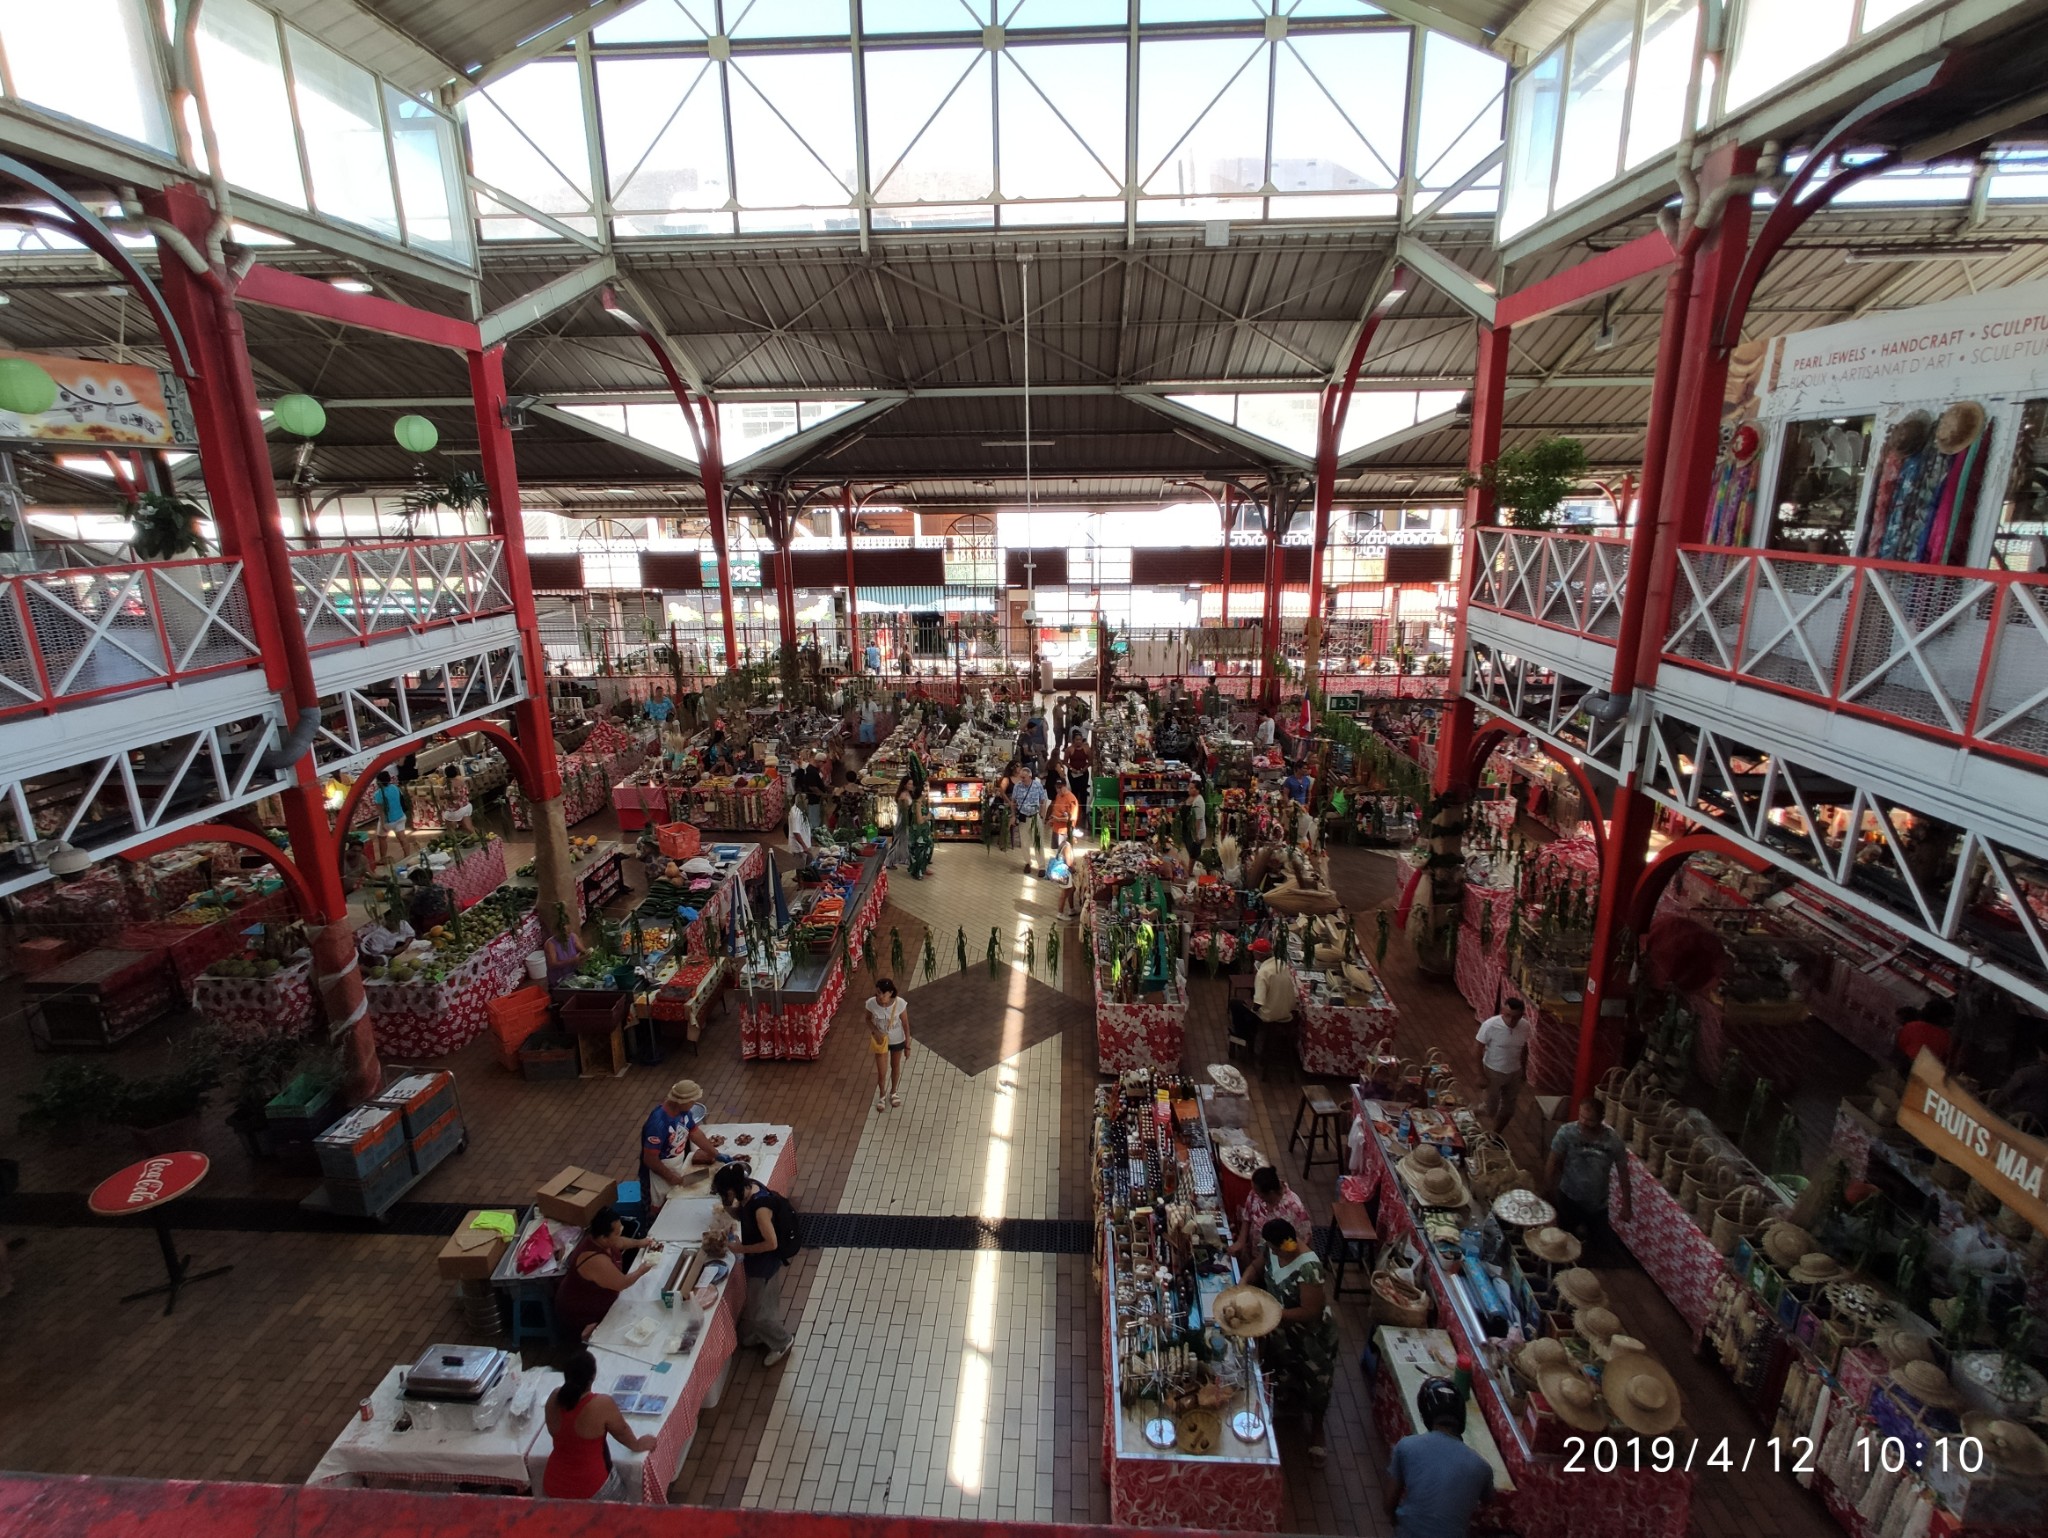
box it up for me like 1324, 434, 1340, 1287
115, 1039, 222, 1155
125, 491, 211, 560
1458, 435, 1590, 530
221, 1033, 305, 1161
18, 1058, 122, 1145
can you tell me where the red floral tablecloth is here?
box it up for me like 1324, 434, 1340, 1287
116, 888, 292, 999
1369, 1355, 1512, 1534
1093, 916, 1187, 1071
512, 756, 610, 829
1100, 1284, 1282, 1529
1478, 798, 1518, 832
404, 839, 505, 912
1295, 967, 1398, 1076
611, 778, 668, 831
1609, 1149, 1726, 1343
1456, 880, 1514, 1017
364, 912, 544, 1059
675, 844, 765, 957
192, 957, 315, 1038
737, 869, 886, 1061
1354, 1097, 1695, 1538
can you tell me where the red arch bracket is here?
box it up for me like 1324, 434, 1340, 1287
1534, 742, 1609, 865
119, 824, 317, 918
1629, 832, 1767, 937
329, 722, 546, 844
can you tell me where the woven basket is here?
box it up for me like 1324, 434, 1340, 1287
1467, 1137, 1524, 1203
1367, 1270, 1432, 1329
1661, 1145, 1695, 1197
1644, 1133, 1679, 1182
1710, 1187, 1770, 1254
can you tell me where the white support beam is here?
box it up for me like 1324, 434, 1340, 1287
466, 176, 605, 253
1363, 1, 1498, 52
1395, 234, 1497, 325
725, 395, 911, 478
478, 256, 617, 346
1403, 146, 1505, 230
457, 2, 650, 97
529, 401, 699, 474
1121, 391, 1314, 470
610, 275, 714, 399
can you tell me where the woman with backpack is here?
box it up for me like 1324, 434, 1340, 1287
713, 1163, 799, 1367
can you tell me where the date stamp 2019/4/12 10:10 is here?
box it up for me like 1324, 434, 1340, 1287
1561, 1435, 1987, 1476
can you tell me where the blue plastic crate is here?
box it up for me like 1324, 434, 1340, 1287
314, 1105, 405, 1182
323, 1144, 413, 1218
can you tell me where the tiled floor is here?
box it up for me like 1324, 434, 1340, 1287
0, 807, 1842, 1538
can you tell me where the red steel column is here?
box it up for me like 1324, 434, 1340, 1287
1432, 321, 1510, 794
1218, 489, 1234, 625
1258, 493, 1284, 711
701, 412, 740, 671
842, 484, 860, 665
1572, 151, 1758, 1106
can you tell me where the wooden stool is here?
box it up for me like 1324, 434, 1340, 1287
1326, 1197, 1378, 1299
1289, 1083, 1345, 1178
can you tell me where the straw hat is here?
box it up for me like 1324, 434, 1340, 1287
1595, 1333, 1648, 1363
1537, 1366, 1610, 1433
1885, 410, 1933, 458
1603, 1349, 1683, 1435
1556, 1268, 1609, 1310
1412, 1165, 1471, 1209
1212, 1284, 1282, 1339
1761, 1223, 1816, 1269
1576, 1306, 1622, 1351
666, 1078, 706, 1106
1891, 1359, 1962, 1410
1526, 1226, 1582, 1265
1493, 1189, 1557, 1228
1517, 1337, 1572, 1381
1936, 400, 1987, 455
1962, 1415, 2048, 1477
1872, 1325, 1936, 1368
1789, 1253, 1846, 1286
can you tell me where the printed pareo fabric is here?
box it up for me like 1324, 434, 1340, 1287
1294, 971, 1397, 1077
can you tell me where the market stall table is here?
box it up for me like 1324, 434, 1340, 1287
192, 956, 315, 1038
115, 886, 293, 1000
398, 839, 507, 912
1091, 913, 1188, 1073
529, 1125, 797, 1502
25, 946, 177, 1048
737, 857, 886, 1061
364, 911, 544, 1059
1370, 1324, 1514, 1523
1293, 959, 1398, 1076
307, 1363, 560, 1494
88, 1151, 230, 1317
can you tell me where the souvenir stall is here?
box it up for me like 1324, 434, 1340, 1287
1349, 1086, 1699, 1538
309, 1123, 797, 1502
735, 848, 888, 1060
1502, 754, 1586, 840
361, 891, 546, 1058
1086, 845, 1190, 1073
1292, 947, 1399, 1076
511, 753, 612, 830
671, 774, 786, 833
1093, 1069, 1282, 1528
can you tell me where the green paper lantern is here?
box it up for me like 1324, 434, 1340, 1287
272, 392, 326, 438
393, 413, 438, 454
0, 356, 58, 417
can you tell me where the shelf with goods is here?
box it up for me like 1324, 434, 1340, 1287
1117, 765, 1198, 841
925, 776, 986, 841
1350, 1087, 1698, 1538
1093, 1068, 1281, 1529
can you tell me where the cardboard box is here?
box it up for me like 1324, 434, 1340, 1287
438, 1209, 511, 1280
536, 1166, 617, 1226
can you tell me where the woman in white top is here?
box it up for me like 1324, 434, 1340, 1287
863, 978, 912, 1110
439, 764, 475, 835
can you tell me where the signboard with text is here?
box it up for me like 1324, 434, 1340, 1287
0, 349, 182, 446
1895, 1050, 2047, 1238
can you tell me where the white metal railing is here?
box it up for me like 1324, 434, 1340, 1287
289, 537, 515, 652
1661, 546, 2048, 769
1469, 528, 1630, 640
0, 559, 262, 720
312, 639, 527, 774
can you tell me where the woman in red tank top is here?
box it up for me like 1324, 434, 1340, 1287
542, 1348, 657, 1500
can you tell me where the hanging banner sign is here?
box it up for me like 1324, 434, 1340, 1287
0, 349, 180, 446
1760, 274, 2048, 415
1896, 1049, 2048, 1237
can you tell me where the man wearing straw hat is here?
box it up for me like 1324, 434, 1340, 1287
641, 1078, 732, 1210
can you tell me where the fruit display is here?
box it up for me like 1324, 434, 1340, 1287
204, 955, 289, 979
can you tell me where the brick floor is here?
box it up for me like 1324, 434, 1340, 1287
0, 813, 1842, 1538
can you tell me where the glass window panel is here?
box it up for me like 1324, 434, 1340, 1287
1284, 0, 1385, 15
1139, 0, 1264, 19
1832, 164, 1972, 204
1271, 32, 1409, 194
1499, 45, 1561, 238
870, 202, 991, 228
0, 0, 171, 150
1727, 0, 1853, 111
727, 0, 856, 36
727, 51, 856, 209
466, 59, 593, 237
1990, 148, 2048, 202
598, 56, 730, 234
1266, 192, 1397, 219
1625, 0, 1695, 169
999, 199, 1124, 225
593, 0, 714, 42
1137, 37, 1268, 199
1414, 32, 1505, 190
1767, 415, 1872, 554
1551, 0, 1633, 209
195, 0, 307, 207
998, 0, 1128, 24
998, 42, 1124, 201
285, 29, 399, 240
866, 47, 994, 203
862, 0, 989, 32
385, 88, 469, 260
1860, 0, 1929, 32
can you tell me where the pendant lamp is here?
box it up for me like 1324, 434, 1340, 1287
394, 414, 439, 454
0, 356, 59, 417
272, 393, 326, 438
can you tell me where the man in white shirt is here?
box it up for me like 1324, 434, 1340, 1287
1474, 997, 1531, 1133
1228, 937, 1297, 1054
356, 913, 414, 961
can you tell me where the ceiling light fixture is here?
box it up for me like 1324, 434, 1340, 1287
330, 277, 374, 293
1842, 243, 2014, 264
982, 439, 1052, 447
